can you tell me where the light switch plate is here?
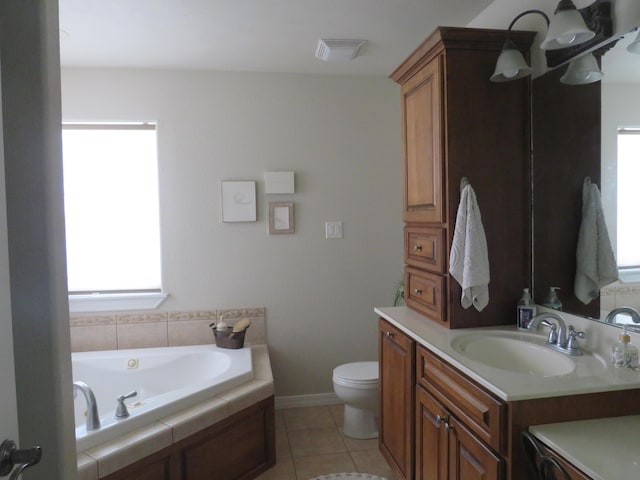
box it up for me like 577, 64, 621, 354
325, 221, 343, 239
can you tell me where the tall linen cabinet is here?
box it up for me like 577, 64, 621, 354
391, 27, 535, 329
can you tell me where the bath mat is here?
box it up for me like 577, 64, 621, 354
310, 474, 387, 480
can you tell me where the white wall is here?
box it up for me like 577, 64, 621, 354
61, 68, 402, 396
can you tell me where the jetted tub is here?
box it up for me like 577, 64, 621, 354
72, 344, 253, 451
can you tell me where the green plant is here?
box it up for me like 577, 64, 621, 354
393, 279, 405, 306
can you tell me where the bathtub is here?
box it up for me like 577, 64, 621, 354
72, 344, 253, 451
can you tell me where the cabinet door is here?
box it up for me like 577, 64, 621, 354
378, 319, 415, 480
416, 387, 449, 480
448, 417, 502, 480
401, 55, 444, 224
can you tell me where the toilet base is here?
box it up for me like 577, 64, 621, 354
342, 404, 378, 439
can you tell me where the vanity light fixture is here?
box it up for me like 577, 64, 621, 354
490, 9, 549, 82
627, 30, 640, 55
540, 0, 595, 50
560, 53, 603, 85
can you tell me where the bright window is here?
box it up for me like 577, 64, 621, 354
617, 128, 640, 269
62, 123, 162, 296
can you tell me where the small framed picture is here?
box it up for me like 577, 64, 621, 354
269, 202, 294, 234
221, 181, 256, 222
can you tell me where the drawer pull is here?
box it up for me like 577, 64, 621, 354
413, 244, 423, 251
414, 288, 423, 295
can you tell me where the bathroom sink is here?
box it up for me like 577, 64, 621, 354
450, 333, 576, 377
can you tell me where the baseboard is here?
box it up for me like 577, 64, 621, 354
275, 392, 341, 410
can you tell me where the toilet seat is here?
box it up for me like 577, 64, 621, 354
333, 361, 378, 388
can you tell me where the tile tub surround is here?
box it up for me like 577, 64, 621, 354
70, 307, 266, 352
76, 344, 273, 479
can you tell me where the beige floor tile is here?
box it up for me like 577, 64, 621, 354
284, 406, 337, 431
350, 449, 397, 479
329, 403, 345, 426
293, 452, 357, 479
255, 456, 296, 480
340, 431, 379, 452
275, 409, 286, 429
288, 427, 347, 458
276, 427, 292, 458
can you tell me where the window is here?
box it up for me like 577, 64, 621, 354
62, 123, 166, 311
617, 128, 640, 276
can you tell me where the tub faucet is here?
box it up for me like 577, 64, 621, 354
73, 381, 101, 431
605, 307, 640, 325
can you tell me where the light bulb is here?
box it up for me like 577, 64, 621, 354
556, 33, 577, 45
503, 69, 519, 79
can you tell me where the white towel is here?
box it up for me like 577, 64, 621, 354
449, 184, 490, 311
574, 180, 618, 304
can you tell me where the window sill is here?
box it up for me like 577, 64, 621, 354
68, 292, 169, 313
618, 268, 640, 284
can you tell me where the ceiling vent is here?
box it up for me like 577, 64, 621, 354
315, 39, 367, 62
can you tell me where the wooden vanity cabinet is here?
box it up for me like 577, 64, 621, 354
378, 318, 415, 480
416, 346, 503, 480
379, 315, 640, 480
391, 27, 535, 329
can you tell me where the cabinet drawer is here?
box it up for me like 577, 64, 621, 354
416, 345, 504, 453
405, 226, 445, 273
404, 267, 445, 323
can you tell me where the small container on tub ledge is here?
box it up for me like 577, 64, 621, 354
210, 318, 251, 349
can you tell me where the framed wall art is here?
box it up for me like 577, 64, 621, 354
221, 181, 256, 222
268, 202, 294, 234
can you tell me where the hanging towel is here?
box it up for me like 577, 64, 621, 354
574, 179, 618, 304
449, 182, 490, 312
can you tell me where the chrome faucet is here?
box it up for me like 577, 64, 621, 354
73, 381, 101, 431
527, 312, 585, 356
605, 307, 640, 325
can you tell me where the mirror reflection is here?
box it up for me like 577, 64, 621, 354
533, 26, 640, 329
600, 30, 640, 327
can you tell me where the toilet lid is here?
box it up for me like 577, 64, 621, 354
333, 361, 378, 384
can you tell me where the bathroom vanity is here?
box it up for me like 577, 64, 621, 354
528, 416, 640, 479
377, 307, 640, 480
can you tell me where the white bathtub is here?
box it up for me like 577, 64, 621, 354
72, 344, 253, 451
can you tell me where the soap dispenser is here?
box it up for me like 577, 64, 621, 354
543, 287, 562, 310
517, 288, 537, 330
611, 326, 639, 368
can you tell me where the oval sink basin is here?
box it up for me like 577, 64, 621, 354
450, 333, 576, 377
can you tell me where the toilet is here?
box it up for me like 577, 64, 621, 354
332, 361, 379, 439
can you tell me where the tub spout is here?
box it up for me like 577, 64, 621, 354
73, 381, 101, 431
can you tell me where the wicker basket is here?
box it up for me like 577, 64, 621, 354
211, 326, 248, 349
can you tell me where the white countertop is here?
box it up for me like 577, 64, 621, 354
375, 306, 640, 401
529, 416, 640, 479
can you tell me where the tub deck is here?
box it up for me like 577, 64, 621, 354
77, 345, 274, 480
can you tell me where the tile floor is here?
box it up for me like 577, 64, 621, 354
256, 404, 398, 480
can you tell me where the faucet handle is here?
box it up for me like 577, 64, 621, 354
540, 320, 559, 344
115, 391, 137, 419
566, 326, 585, 354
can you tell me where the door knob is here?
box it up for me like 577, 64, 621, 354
0, 439, 42, 479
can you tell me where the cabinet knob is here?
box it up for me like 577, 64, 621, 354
385, 331, 394, 339
434, 414, 443, 425
444, 422, 453, 433
413, 244, 423, 252
414, 288, 423, 295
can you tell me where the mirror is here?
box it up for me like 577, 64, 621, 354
532, 27, 640, 324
